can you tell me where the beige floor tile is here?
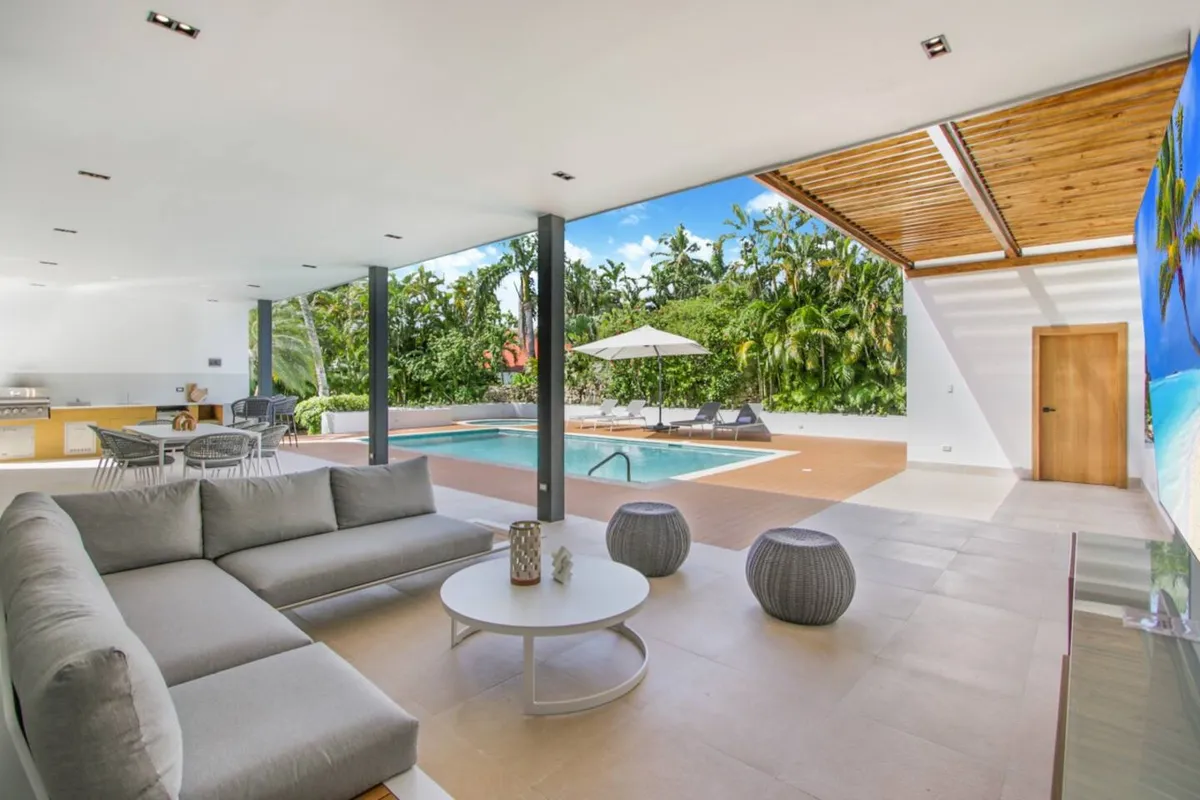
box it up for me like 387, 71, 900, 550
885, 524, 972, 551
878, 621, 1032, 697
932, 570, 1044, 618
850, 578, 925, 620
1032, 618, 1069, 659
851, 553, 945, 592
839, 661, 1022, 767
867, 539, 958, 569
778, 711, 1005, 800
908, 594, 1039, 652
947, 551, 1060, 589
961, 535, 1064, 566
533, 717, 781, 800
1000, 768, 1052, 800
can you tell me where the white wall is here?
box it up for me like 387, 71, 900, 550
568, 404, 907, 442
905, 258, 1147, 479
0, 289, 251, 405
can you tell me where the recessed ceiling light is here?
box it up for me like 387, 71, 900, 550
246, 283, 261, 288
38, 260, 58, 266
146, 11, 200, 38
921, 34, 951, 59
52, 227, 77, 234
29, 283, 46, 288
78, 170, 111, 181
551, 171, 576, 181
384, 233, 403, 240
301, 264, 318, 269
206, 299, 219, 303
109, 276, 120, 281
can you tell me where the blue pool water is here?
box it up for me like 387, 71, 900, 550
459, 418, 538, 427
386, 428, 760, 483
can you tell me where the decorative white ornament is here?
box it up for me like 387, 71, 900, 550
552, 546, 574, 585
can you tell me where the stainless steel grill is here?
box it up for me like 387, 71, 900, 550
0, 387, 51, 420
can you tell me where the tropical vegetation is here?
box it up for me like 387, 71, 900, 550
1155, 105, 1200, 354
252, 201, 907, 427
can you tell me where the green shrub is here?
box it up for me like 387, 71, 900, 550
294, 394, 369, 433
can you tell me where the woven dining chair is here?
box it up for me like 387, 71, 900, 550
95, 428, 174, 489
88, 424, 113, 488
181, 433, 254, 479
244, 396, 273, 423
241, 421, 271, 433
257, 424, 290, 475
273, 396, 299, 446
230, 397, 251, 424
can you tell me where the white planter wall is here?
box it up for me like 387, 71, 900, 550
321, 402, 536, 434
566, 404, 905, 442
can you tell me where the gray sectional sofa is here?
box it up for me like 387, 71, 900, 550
0, 456, 494, 800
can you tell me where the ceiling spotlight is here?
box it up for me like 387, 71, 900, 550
38, 261, 58, 266
146, 11, 200, 38
301, 264, 318, 269
384, 233, 403, 240
246, 283, 261, 288
206, 299, 219, 303
78, 170, 111, 181
29, 283, 46, 288
53, 227, 77, 234
921, 34, 951, 59
551, 170, 576, 181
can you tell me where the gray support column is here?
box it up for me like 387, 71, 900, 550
537, 214, 566, 521
257, 299, 273, 396
368, 266, 390, 465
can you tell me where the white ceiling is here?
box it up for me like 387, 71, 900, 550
0, 0, 1195, 300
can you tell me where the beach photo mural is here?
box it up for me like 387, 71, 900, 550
1138, 45, 1200, 550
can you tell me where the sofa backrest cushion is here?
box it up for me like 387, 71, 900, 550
201, 467, 339, 559
329, 457, 437, 529
0, 493, 183, 800
54, 480, 203, 574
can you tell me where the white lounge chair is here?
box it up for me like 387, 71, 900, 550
605, 399, 648, 429
712, 403, 770, 441
572, 399, 618, 429
669, 402, 722, 437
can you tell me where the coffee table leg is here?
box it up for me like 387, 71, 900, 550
523, 636, 537, 714
449, 617, 479, 648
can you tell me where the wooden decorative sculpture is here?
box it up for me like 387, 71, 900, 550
172, 410, 197, 431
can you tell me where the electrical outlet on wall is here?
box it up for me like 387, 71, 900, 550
175, 387, 184, 393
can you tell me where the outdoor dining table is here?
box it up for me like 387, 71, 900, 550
123, 423, 261, 483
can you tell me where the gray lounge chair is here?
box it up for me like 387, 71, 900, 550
573, 399, 618, 429
669, 402, 722, 437
712, 403, 770, 441
605, 399, 647, 429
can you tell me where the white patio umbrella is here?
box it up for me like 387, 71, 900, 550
574, 325, 709, 431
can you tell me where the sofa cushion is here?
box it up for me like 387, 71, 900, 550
104, 559, 312, 685
329, 456, 437, 529
201, 468, 338, 559
171, 643, 418, 800
0, 494, 183, 800
217, 514, 493, 607
55, 480, 203, 574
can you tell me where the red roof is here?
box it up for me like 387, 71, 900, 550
485, 340, 572, 371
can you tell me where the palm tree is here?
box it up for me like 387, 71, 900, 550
297, 293, 329, 396
477, 235, 538, 355
650, 224, 704, 302
248, 300, 315, 395
1156, 106, 1200, 354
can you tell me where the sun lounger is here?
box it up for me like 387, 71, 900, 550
712, 403, 770, 441
668, 402, 722, 437
572, 399, 618, 428
605, 399, 648, 429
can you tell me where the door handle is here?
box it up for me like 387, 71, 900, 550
1042, 406, 1056, 413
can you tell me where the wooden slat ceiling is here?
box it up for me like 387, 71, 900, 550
758, 57, 1188, 275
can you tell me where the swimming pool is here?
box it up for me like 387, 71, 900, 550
458, 418, 538, 427
386, 428, 767, 483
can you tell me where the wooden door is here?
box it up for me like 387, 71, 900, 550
1034, 324, 1127, 487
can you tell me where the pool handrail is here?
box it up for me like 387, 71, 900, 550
588, 451, 631, 482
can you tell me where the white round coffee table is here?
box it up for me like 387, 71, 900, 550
440, 555, 650, 715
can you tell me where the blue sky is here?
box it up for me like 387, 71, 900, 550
417, 175, 793, 315
1139, 44, 1200, 380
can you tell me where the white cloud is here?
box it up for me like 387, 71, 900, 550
564, 240, 592, 264
420, 247, 488, 283
618, 235, 658, 275
485, 245, 500, 258
619, 214, 642, 226
746, 191, 793, 214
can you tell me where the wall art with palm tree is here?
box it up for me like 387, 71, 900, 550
1137, 44, 1200, 549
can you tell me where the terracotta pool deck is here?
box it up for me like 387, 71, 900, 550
297, 424, 906, 550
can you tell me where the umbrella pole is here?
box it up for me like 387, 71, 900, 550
648, 349, 670, 432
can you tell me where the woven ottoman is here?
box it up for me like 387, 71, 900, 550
605, 502, 691, 577
745, 528, 855, 625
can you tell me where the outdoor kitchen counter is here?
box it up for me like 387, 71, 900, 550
0, 404, 225, 461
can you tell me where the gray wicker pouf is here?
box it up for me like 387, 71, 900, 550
745, 528, 855, 625
606, 502, 691, 577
